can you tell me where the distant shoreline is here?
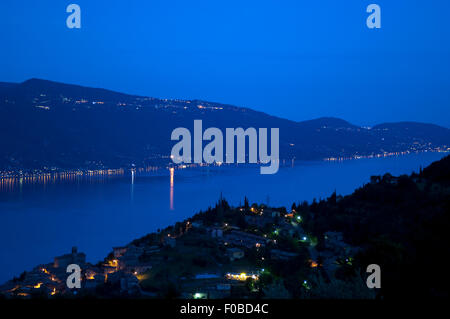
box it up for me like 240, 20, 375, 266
1, 148, 449, 182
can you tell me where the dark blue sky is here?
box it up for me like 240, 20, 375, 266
1, 0, 449, 127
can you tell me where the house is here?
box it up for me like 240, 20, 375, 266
226, 248, 245, 261
270, 249, 298, 260
120, 274, 140, 295
53, 247, 86, 269
181, 277, 233, 299
244, 215, 273, 228
84, 267, 100, 280
191, 221, 203, 228
117, 245, 145, 270
113, 246, 128, 259
129, 263, 152, 275
194, 273, 221, 280
210, 228, 223, 238
279, 221, 302, 237
271, 211, 281, 218
222, 231, 267, 249
216, 283, 231, 291
144, 245, 161, 254
106, 270, 140, 295
84, 271, 106, 290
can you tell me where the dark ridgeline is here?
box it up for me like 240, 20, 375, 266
0, 78, 449, 170
296, 155, 450, 299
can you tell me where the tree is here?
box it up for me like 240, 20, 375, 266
244, 196, 249, 210
303, 274, 376, 299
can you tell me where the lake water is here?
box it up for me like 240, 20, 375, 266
0, 152, 447, 283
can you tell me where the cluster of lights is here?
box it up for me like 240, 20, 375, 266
41, 268, 50, 274
193, 292, 205, 299
86, 273, 96, 280
107, 259, 119, 268
302, 280, 311, 290
226, 273, 259, 281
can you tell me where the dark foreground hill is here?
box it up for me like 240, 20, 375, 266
295, 154, 450, 298
1, 78, 449, 169
185, 155, 450, 298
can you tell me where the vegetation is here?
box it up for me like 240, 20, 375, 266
298, 155, 450, 298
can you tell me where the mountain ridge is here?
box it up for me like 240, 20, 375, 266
6, 78, 450, 129
0, 78, 449, 170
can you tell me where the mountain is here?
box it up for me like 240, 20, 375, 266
297, 154, 450, 298
295, 117, 358, 130
0, 78, 449, 170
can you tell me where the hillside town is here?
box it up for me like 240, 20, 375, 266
0, 198, 362, 299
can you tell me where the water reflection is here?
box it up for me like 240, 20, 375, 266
131, 169, 135, 203
0, 169, 126, 193
170, 168, 174, 210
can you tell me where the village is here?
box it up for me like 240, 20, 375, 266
0, 198, 360, 299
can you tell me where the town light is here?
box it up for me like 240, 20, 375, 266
226, 272, 259, 281
302, 280, 311, 290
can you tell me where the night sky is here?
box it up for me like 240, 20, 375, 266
1, 0, 449, 127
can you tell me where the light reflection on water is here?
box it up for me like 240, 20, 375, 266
170, 168, 174, 211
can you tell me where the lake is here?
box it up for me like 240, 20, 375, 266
0, 152, 447, 283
